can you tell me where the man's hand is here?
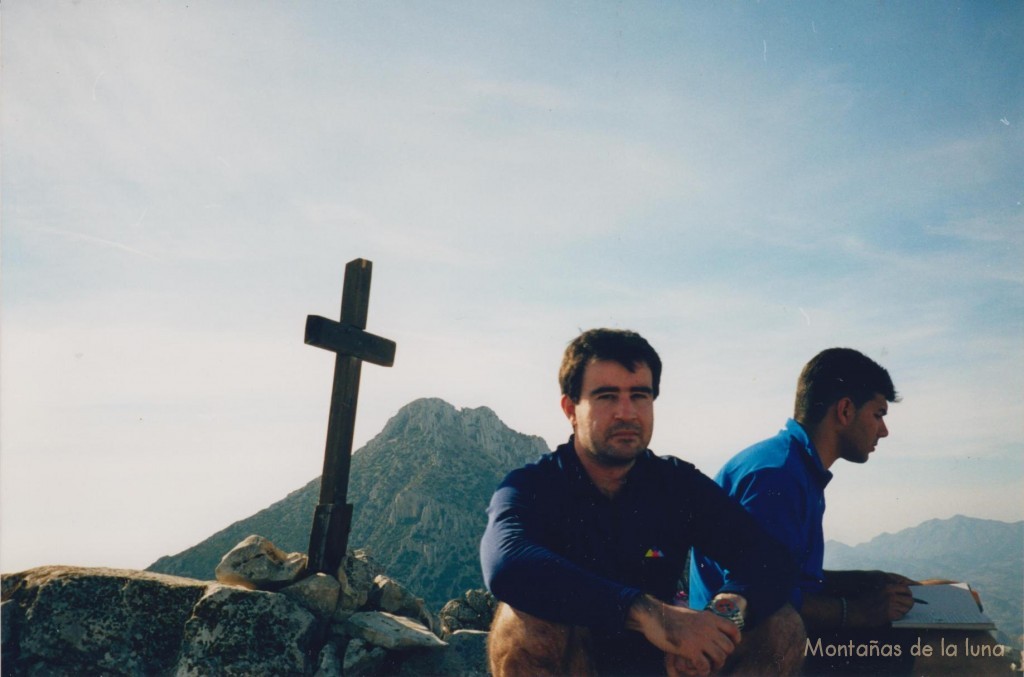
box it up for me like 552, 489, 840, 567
626, 594, 741, 677
850, 582, 915, 626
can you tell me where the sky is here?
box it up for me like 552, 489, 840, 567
2, 1, 1021, 575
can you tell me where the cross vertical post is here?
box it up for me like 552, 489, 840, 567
305, 258, 396, 575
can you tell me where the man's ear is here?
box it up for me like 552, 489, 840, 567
835, 397, 856, 426
560, 394, 577, 427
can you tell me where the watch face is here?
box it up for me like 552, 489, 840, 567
707, 597, 745, 629
711, 598, 739, 614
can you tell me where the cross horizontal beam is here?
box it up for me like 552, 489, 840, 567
304, 315, 396, 367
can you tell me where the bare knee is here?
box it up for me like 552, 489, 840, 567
762, 604, 807, 649
725, 604, 806, 676
488, 602, 595, 677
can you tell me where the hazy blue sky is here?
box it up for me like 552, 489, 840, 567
2, 1, 1021, 574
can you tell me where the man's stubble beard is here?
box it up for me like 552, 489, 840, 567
586, 423, 647, 468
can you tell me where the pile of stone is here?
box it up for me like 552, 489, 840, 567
1, 535, 494, 676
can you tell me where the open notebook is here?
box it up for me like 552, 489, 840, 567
892, 583, 995, 630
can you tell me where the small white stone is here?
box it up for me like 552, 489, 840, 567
214, 535, 307, 590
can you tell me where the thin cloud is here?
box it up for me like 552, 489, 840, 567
34, 226, 157, 259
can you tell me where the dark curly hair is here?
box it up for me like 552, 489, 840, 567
559, 328, 662, 403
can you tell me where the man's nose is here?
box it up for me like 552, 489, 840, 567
614, 398, 639, 419
879, 420, 889, 438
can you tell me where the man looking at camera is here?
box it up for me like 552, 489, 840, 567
481, 328, 805, 676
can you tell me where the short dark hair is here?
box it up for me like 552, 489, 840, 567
559, 328, 662, 403
794, 347, 898, 427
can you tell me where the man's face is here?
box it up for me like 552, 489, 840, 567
839, 393, 890, 464
561, 358, 654, 467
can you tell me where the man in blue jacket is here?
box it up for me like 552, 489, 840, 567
689, 348, 918, 674
480, 328, 805, 676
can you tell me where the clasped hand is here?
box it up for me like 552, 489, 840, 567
627, 594, 741, 677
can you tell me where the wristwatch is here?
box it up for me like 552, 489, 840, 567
705, 596, 745, 630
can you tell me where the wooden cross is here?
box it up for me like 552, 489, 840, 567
305, 258, 396, 575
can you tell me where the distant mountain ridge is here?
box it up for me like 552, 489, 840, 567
825, 515, 1023, 648
147, 398, 549, 611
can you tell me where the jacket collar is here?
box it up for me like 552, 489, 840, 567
785, 419, 832, 488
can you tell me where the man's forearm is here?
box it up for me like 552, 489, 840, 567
483, 541, 643, 630
799, 593, 849, 631
801, 580, 915, 630
482, 482, 645, 629
802, 592, 886, 630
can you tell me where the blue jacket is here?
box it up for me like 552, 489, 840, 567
689, 419, 832, 610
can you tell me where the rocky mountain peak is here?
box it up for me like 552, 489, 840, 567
148, 398, 549, 612
366, 397, 546, 469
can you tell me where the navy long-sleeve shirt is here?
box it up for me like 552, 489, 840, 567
480, 437, 797, 637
